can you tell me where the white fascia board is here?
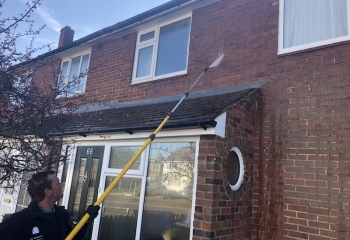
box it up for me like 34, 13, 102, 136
212, 112, 226, 138
70, 111, 227, 142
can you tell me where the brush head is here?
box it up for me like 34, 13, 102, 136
209, 54, 224, 68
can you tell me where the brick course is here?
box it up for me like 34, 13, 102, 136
194, 93, 257, 239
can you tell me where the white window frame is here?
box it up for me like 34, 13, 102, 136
278, 0, 350, 55
132, 14, 192, 84
228, 147, 244, 191
101, 142, 148, 176
58, 49, 91, 97
88, 137, 199, 240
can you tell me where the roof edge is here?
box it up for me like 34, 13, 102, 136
76, 81, 268, 113
27, 0, 206, 63
51, 118, 217, 137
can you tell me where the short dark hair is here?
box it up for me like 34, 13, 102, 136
27, 170, 55, 202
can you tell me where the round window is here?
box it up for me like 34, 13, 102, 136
226, 147, 244, 191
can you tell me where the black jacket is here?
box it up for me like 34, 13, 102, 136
0, 201, 88, 240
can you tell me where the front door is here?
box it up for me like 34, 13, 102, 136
68, 146, 104, 239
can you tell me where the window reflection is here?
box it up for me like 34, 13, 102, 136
141, 142, 195, 240
109, 146, 141, 170
98, 177, 142, 240
15, 173, 32, 212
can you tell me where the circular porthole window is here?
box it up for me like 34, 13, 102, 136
226, 147, 244, 191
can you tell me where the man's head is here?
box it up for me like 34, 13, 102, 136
27, 170, 63, 203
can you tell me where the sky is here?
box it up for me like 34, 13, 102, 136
5, 0, 170, 56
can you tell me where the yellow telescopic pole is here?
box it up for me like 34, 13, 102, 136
65, 54, 223, 240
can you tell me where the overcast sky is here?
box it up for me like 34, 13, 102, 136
5, 0, 170, 56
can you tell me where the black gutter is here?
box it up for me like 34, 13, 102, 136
50, 118, 217, 137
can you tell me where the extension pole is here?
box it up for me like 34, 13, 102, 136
65, 55, 224, 240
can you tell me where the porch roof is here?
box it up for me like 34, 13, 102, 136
63, 81, 267, 136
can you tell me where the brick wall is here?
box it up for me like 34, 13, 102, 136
191, 0, 350, 239
32, 58, 61, 93
194, 93, 257, 239
86, 33, 137, 102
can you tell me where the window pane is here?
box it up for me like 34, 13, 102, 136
58, 148, 69, 206
283, 0, 348, 48
140, 31, 155, 42
71, 157, 87, 219
85, 158, 99, 210
15, 172, 32, 212
59, 61, 69, 92
98, 176, 142, 240
109, 146, 141, 170
67, 56, 81, 95
15, 182, 27, 206
140, 142, 195, 240
136, 46, 153, 78
156, 17, 191, 76
76, 53, 90, 92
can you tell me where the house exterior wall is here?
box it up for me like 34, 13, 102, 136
32, 59, 61, 93
192, 0, 350, 239
86, 33, 138, 102
195, 93, 257, 240
23, 0, 350, 239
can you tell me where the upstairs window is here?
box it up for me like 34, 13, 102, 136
132, 15, 191, 84
279, 0, 349, 54
9, 74, 32, 106
59, 50, 91, 97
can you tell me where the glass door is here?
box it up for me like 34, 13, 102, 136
68, 146, 104, 240
95, 142, 196, 240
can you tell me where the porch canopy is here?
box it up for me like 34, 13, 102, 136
61, 82, 267, 137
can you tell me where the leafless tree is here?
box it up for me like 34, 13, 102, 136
0, 0, 88, 188
149, 143, 195, 198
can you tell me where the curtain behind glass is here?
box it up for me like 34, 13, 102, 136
136, 46, 153, 78
76, 53, 90, 92
284, 0, 348, 48
67, 56, 81, 95
155, 17, 191, 76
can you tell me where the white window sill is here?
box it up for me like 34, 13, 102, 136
278, 36, 350, 55
131, 70, 187, 85
56, 92, 85, 99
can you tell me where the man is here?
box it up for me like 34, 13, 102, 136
0, 170, 100, 240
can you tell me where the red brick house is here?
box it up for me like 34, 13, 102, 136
1, 0, 350, 239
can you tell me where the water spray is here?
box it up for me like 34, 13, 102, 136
65, 54, 224, 240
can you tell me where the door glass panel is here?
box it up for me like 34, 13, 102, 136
85, 158, 99, 210
140, 142, 195, 240
109, 146, 141, 170
72, 157, 87, 219
98, 176, 142, 240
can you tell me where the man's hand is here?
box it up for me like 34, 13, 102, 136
85, 205, 100, 221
